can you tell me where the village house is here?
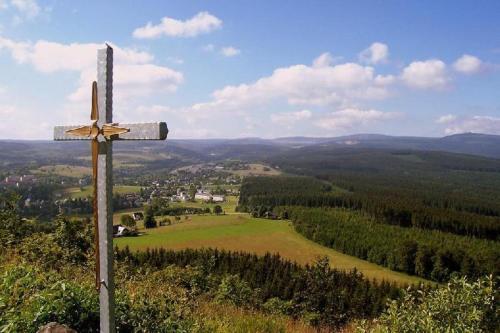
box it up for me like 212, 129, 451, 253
133, 212, 144, 221
171, 189, 190, 202
112, 224, 136, 237
194, 190, 212, 201
3, 175, 37, 187
212, 195, 225, 202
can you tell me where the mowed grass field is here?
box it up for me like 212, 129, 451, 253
114, 213, 426, 285
228, 163, 282, 177
61, 185, 142, 199
33, 164, 92, 178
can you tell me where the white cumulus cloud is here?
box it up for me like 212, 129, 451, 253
359, 42, 389, 64
438, 115, 500, 135
221, 46, 240, 57
208, 59, 393, 109
11, 0, 40, 18
314, 108, 399, 131
175, 53, 398, 131
0, 36, 183, 104
453, 54, 482, 74
436, 114, 457, 124
401, 59, 449, 90
270, 110, 312, 126
133, 12, 222, 39
313, 52, 334, 67
0, 104, 15, 116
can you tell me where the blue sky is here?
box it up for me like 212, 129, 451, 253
0, 0, 499, 139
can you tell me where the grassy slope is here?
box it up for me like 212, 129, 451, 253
62, 185, 142, 199
228, 163, 282, 177
114, 214, 426, 285
33, 164, 92, 178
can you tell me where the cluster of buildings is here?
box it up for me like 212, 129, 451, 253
171, 190, 190, 202
168, 189, 225, 203
3, 175, 37, 187
194, 189, 225, 202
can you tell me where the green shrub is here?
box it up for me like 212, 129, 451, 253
17, 233, 67, 269
262, 297, 293, 315
215, 275, 255, 307
358, 275, 499, 333
213, 205, 223, 215
0, 264, 198, 333
120, 214, 136, 227
0, 193, 36, 246
0, 265, 99, 332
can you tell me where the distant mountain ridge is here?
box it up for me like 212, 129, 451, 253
1, 133, 499, 164
318, 133, 500, 159
193, 132, 500, 159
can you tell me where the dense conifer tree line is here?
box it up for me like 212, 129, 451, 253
275, 206, 499, 282
239, 176, 500, 281
239, 176, 500, 240
116, 247, 403, 327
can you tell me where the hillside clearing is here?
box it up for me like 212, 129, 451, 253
228, 163, 282, 176
60, 185, 142, 199
115, 214, 427, 285
33, 164, 91, 178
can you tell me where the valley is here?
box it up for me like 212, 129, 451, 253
1, 133, 499, 331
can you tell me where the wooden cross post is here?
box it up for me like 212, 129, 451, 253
53, 45, 168, 332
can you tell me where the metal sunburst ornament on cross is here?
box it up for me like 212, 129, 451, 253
66, 81, 130, 140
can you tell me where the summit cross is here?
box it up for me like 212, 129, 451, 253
53, 45, 168, 332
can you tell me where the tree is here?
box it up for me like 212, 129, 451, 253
120, 214, 136, 228
0, 193, 35, 245
188, 184, 197, 201
144, 214, 157, 229
415, 245, 434, 278
143, 205, 157, 229
397, 240, 418, 274
213, 205, 223, 215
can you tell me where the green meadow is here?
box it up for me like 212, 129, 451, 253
61, 185, 142, 199
115, 213, 427, 285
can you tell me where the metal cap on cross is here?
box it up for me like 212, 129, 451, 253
53, 45, 168, 333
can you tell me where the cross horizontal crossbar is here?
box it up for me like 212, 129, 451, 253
54, 122, 168, 141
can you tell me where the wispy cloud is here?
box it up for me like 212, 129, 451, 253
437, 114, 500, 135
314, 108, 399, 131
133, 12, 222, 39
359, 42, 389, 65
436, 114, 457, 124
221, 46, 240, 57
11, 0, 39, 19
270, 110, 311, 127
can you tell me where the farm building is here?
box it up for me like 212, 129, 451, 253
133, 212, 144, 221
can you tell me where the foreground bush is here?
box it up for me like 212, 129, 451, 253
0, 264, 197, 332
358, 275, 499, 333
